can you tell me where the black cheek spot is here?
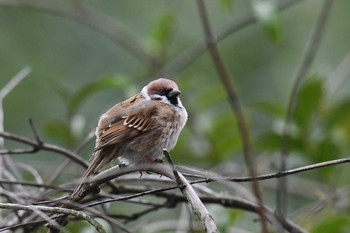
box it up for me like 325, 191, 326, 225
168, 97, 178, 106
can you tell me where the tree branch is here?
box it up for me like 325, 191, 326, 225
163, 149, 219, 233
195, 0, 268, 232
0, 131, 88, 169
278, 0, 334, 220
0, 203, 106, 233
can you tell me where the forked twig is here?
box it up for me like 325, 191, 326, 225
163, 149, 219, 233
0, 131, 88, 168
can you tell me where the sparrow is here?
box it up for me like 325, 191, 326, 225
72, 78, 188, 196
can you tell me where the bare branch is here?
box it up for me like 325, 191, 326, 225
174, 172, 219, 233
0, 202, 106, 233
0, 66, 32, 226
163, 150, 219, 233
70, 162, 219, 232
278, 0, 335, 220
85, 180, 305, 233
28, 118, 43, 146
195, 0, 267, 232
163, 149, 182, 185
0, 131, 88, 169
0, 179, 67, 191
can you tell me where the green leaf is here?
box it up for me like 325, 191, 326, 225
256, 132, 302, 152
327, 100, 350, 147
327, 101, 350, 128
252, 100, 285, 117
149, 13, 176, 54
44, 119, 77, 147
50, 78, 72, 106
311, 137, 339, 162
263, 15, 282, 43
195, 84, 227, 109
207, 113, 240, 163
294, 78, 323, 130
68, 75, 130, 116
252, 0, 283, 43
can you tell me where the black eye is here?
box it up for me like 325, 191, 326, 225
151, 88, 180, 105
152, 89, 166, 97
158, 90, 167, 96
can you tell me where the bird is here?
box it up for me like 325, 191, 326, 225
72, 78, 188, 196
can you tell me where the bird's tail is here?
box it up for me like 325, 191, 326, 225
70, 150, 104, 198
70, 148, 117, 198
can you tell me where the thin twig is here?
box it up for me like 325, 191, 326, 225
81, 157, 350, 206
78, 155, 350, 232
28, 118, 43, 146
163, 150, 219, 233
195, 0, 267, 232
0, 131, 89, 168
163, 149, 182, 185
278, 0, 334, 221
3, 152, 347, 194
0, 67, 32, 100
89, 161, 220, 232
47, 128, 95, 185
191, 157, 350, 184
86, 180, 305, 233
0, 180, 67, 191
124, 204, 168, 223
30, 156, 340, 233
0, 66, 32, 225
0, 67, 32, 146
0, 203, 106, 233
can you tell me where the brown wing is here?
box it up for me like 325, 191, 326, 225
94, 94, 157, 151
96, 115, 154, 150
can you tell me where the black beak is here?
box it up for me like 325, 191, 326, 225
167, 89, 181, 99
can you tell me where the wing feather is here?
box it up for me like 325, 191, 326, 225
94, 95, 158, 151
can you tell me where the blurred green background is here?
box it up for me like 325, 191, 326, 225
1, 0, 350, 232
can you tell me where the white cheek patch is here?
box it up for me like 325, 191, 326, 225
141, 86, 151, 100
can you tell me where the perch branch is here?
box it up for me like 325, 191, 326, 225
163, 149, 219, 233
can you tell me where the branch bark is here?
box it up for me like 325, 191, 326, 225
195, 0, 268, 232
0, 203, 106, 233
